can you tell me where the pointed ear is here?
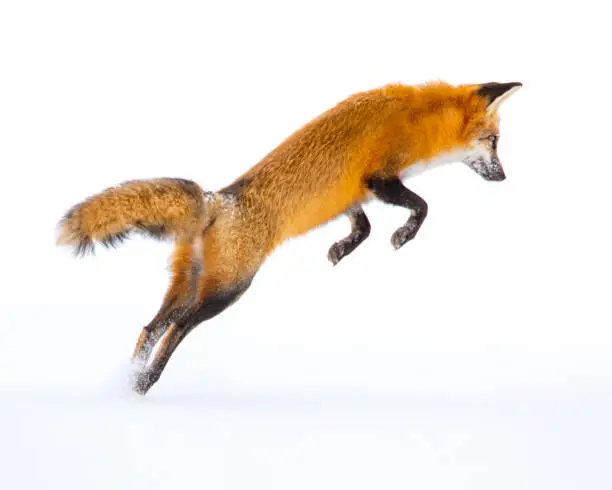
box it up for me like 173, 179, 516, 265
476, 82, 522, 113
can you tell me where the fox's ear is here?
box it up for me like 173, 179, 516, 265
476, 82, 522, 113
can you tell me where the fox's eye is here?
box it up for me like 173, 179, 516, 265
488, 134, 498, 145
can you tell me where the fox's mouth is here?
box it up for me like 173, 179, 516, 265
464, 155, 506, 182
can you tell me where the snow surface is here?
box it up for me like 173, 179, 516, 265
1, 1, 611, 489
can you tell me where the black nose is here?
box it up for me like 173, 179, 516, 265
487, 159, 506, 181
490, 171, 506, 182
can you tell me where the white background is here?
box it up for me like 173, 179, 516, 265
1, 1, 611, 489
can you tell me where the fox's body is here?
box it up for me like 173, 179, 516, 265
57, 80, 522, 394
227, 84, 480, 241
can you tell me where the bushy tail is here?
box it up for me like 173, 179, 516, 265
56, 178, 215, 256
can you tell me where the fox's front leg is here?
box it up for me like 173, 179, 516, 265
328, 205, 371, 265
366, 176, 428, 250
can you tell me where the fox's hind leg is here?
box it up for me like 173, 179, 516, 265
131, 241, 200, 366
366, 176, 428, 250
132, 212, 271, 395
327, 205, 371, 265
133, 277, 253, 395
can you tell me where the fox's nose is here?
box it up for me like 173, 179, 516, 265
490, 170, 506, 182
488, 158, 506, 181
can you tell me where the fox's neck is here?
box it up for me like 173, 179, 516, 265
400, 108, 471, 179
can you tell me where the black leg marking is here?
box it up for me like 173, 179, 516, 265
133, 278, 253, 395
366, 176, 428, 250
328, 205, 371, 265
184, 278, 253, 330
131, 302, 188, 366
133, 322, 186, 395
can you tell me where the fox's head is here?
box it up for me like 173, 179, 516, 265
461, 81, 522, 182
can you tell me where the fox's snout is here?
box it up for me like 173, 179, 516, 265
464, 155, 506, 182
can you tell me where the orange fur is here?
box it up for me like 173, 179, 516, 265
56, 178, 215, 255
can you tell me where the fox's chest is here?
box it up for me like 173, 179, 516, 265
401, 148, 472, 180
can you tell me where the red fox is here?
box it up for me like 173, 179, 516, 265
56, 80, 522, 394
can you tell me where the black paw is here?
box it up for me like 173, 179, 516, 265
132, 369, 159, 395
328, 241, 348, 266
391, 221, 419, 250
